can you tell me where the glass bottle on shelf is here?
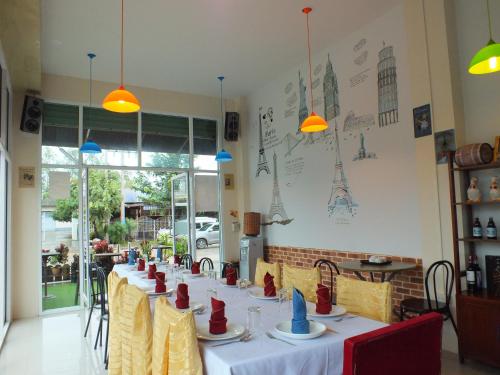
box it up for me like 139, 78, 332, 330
486, 217, 497, 239
473, 255, 482, 291
472, 218, 483, 239
466, 255, 477, 293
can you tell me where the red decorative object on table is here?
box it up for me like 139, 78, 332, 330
191, 262, 200, 274
174, 254, 181, 266
137, 258, 145, 271
148, 264, 157, 279
175, 283, 190, 309
226, 266, 237, 285
264, 272, 276, 297
315, 283, 331, 314
209, 297, 227, 334
155, 272, 166, 293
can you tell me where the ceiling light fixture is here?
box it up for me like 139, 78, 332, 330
215, 76, 233, 163
300, 7, 328, 133
102, 0, 140, 112
80, 53, 102, 154
469, 0, 500, 74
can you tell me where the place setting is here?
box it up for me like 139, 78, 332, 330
248, 272, 280, 300
174, 282, 206, 314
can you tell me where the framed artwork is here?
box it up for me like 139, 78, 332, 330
434, 129, 456, 164
493, 136, 500, 162
413, 104, 432, 138
224, 173, 234, 190
19, 167, 36, 188
486, 255, 500, 297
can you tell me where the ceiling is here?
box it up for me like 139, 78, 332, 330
41, 0, 402, 98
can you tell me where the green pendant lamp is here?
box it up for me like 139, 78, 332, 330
469, 0, 500, 74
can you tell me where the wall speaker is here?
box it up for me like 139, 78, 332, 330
20, 95, 44, 134
224, 111, 239, 142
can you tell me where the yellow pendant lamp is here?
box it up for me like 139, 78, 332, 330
300, 7, 328, 133
469, 0, 500, 75
102, 0, 140, 112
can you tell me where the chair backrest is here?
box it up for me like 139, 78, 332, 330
119, 284, 152, 375
180, 254, 193, 269
254, 258, 281, 290
343, 312, 443, 375
152, 297, 203, 375
282, 264, 321, 303
95, 266, 107, 315
221, 262, 239, 278
313, 259, 340, 304
425, 260, 454, 311
336, 276, 392, 323
107, 272, 128, 375
199, 257, 214, 271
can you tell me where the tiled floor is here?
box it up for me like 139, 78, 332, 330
0, 311, 498, 375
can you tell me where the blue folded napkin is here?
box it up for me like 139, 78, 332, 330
156, 248, 162, 261
128, 249, 136, 265
291, 288, 310, 334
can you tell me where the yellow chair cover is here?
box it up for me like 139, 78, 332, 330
152, 297, 202, 375
282, 264, 321, 303
107, 271, 128, 375
254, 258, 282, 290
120, 284, 153, 375
336, 276, 392, 323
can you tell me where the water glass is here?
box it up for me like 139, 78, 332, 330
238, 278, 250, 290
278, 288, 291, 318
246, 306, 262, 336
206, 287, 218, 309
207, 270, 217, 288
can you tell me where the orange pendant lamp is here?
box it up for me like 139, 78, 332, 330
300, 7, 328, 133
102, 0, 140, 113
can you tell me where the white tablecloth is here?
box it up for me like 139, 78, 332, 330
113, 264, 387, 375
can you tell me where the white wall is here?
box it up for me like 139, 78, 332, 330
245, 5, 422, 258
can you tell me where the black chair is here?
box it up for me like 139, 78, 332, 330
314, 259, 340, 305
84, 262, 99, 337
397, 260, 457, 334
93, 266, 109, 357
199, 257, 214, 271
180, 253, 193, 269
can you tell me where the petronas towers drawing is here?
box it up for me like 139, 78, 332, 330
323, 54, 340, 121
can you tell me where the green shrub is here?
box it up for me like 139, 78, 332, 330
108, 221, 127, 244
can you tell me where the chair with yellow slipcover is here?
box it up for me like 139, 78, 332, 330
254, 258, 282, 290
152, 297, 203, 375
107, 271, 128, 373
119, 284, 153, 375
336, 275, 393, 323
282, 264, 321, 303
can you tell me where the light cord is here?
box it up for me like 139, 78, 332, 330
121, 0, 124, 86
487, 0, 493, 41
306, 11, 314, 111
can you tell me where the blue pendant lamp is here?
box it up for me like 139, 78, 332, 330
215, 76, 233, 163
80, 53, 102, 154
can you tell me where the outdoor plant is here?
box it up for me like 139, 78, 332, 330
55, 243, 70, 264
93, 239, 112, 254
175, 236, 188, 255
157, 229, 173, 246
141, 240, 152, 261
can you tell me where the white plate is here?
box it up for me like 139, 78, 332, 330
219, 278, 238, 288
275, 320, 326, 340
306, 303, 347, 318
175, 301, 205, 313
248, 288, 279, 300
197, 323, 246, 341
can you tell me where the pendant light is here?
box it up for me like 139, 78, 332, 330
102, 0, 140, 112
215, 76, 233, 163
469, 0, 500, 74
80, 53, 102, 154
300, 7, 328, 133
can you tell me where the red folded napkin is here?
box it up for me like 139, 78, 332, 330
226, 266, 237, 285
315, 283, 332, 314
155, 272, 166, 293
175, 283, 190, 309
148, 264, 157, 279
174, 255, 181, 265
137, 258, 145, 271
191, 262, 200, 274
209, 297, 227, 334
264, 272, 276, 297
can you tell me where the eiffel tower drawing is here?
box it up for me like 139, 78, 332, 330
284, 132, 303, 157
256, 107, 270, 177
328, 120, 357, 216
266, 152, 292, 224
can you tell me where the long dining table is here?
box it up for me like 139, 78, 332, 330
113, 263, 387, 375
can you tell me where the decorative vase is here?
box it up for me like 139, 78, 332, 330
467, 177, 481, 203
489, 177, 500, 201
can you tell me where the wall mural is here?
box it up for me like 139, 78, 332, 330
377, 42, 399, 127
263, 153, 294, 226
256, 106, 271, 177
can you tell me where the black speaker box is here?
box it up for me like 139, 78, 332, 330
20, 95, 44, 134
224, 111, 239, 142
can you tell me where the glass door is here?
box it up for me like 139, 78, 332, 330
171, 173, 190, 257
80, 167, 90, 307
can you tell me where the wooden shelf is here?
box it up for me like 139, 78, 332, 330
453, 162, 500, 172
455, 201, 500, 206
459, 289, 500, 304
458, 237, 500, 243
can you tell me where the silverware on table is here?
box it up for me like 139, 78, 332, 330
265, 331, 297, 346
209, 333, 252, 347
333, 314, 357, 322
195, 306, 207, 315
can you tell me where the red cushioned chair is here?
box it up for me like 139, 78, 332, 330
343, 312, 443, 375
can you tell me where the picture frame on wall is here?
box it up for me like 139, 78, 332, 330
413, 104, 432, 138
434, 129, 456, 164
19, 166, 36, 188
486, 255, 500, 297
224, 173, 234, 190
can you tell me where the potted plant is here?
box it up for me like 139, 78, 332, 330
71, 254, 79, 283
55, 243, 70, 264
62, 263, 71, 280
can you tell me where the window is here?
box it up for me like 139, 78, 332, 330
193, 118, 217, 170
42, 103, 79, 165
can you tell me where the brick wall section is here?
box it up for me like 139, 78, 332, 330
264, 246, 424, 317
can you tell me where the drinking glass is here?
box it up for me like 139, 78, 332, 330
278, 288, 291, 319
206, 288, 218, 310
238, 278, 250, 290
246, 306, 262, 336
207, 270, 217, 289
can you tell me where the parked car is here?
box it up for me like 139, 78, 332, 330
168, 217, 217, 236
195, 222, 220, 249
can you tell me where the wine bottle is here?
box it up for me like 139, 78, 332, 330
472, 218, 483, 239
473, 255, 482, 291
486, 217, 497, 239
466, 255, 476, 293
